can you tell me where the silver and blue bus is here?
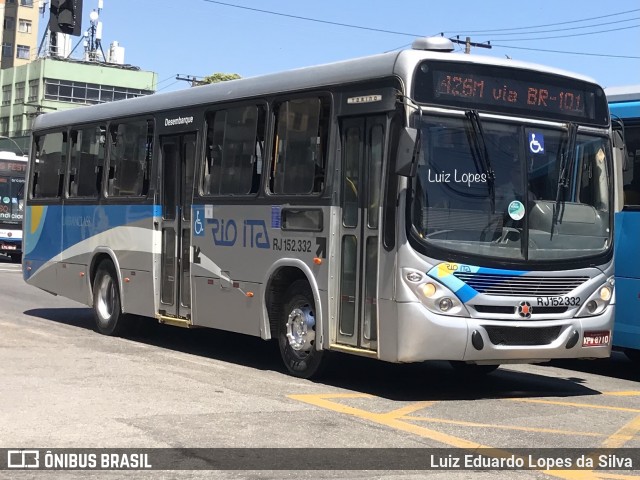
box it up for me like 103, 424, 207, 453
0, 151, 26, 262
23, 37, 615, 377
608, 84, 640, 363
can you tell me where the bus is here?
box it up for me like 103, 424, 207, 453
23, 36, 615, 378
608, 84, 640, 363
0, 151, 27, 263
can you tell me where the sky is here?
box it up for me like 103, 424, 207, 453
40, 0, 640, 93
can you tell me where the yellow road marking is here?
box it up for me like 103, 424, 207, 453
603, 391, 640, 397
380, 402, 437, 419
401, 416, 604, 438
289, 393, 482, 449
596, 474, 640, 479
509, 398, 640, 414
289, 394, 600, 480
601, 415, 640, 448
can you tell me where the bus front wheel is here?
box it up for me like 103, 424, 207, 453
278, 279, 325, 379
92, 260, 129, 336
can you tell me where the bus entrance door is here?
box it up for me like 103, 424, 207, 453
159, 133, 197, 322
337, 116, 385, 351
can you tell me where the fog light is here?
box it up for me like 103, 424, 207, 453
599, 286, 611, 301
439, 297, 453, 312
586, 300, 598, 313
421, 283, 437, 298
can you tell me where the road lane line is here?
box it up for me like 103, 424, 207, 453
289, 394, 600, 480
380, 401, 437, 419
290, 393, 484, 449
601, 415, 640, 448
509, 398, 640, 414
603, 391, 640, 397
402, 416, 604, 438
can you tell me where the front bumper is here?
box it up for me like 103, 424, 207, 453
388, 301, 613, 363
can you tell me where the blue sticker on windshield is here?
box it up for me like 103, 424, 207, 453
528, 132, 544, 154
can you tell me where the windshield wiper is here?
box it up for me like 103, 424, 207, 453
465, 110, 495, 211
551, 122, 577, 239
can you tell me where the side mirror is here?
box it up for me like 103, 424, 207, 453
395, 127, 421, 177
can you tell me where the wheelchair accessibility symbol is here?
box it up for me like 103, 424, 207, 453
194, 209, 205, 236
529, 132, 544, 154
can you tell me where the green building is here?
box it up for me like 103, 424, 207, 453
0, 56, 157, 153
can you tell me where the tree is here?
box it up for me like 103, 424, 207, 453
201, 73, 242, 84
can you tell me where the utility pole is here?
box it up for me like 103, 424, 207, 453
176, 75, 205, 87
450, 36, 492, 54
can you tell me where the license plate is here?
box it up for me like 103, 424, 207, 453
1, 245, 17, 250
536, 296, 580, 307
583, 331, 610, 347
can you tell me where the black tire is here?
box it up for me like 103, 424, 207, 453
92, 260, 130, 336
625, 349, 640, 364
278, 279, 325, 379
9, 253, 21, 263
449, 361, 500, 376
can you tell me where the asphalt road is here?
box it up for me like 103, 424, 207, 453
0, 254, 639, 479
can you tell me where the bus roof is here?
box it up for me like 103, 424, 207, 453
605, 85, 640, 103
32, 45, 601, 132
0, 151, 28, 161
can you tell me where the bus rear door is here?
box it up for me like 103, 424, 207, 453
159, 133, 197, 322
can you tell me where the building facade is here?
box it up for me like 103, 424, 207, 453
0, 57, 157, 152
0, 0, 39, 71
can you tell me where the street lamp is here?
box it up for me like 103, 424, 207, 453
0, 136, 26, 156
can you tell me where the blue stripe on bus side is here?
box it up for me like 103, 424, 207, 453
25, 204, 161, 265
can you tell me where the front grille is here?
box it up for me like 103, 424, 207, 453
454, 272, 588, 297
473, 305, 568, 315
484, 326, 562, 346
474, 305, 515, 314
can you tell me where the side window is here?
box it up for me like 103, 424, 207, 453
107, 119, 153, 197
68, 125, 106, 198
32, 131, 67, 199
269, 97, 329, 195
202, 105, 265, 195
622, 124, 640, 206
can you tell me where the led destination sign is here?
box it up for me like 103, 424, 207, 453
413, 61, 608, 126
0, 161, 27, 173
435, 72, 588, 116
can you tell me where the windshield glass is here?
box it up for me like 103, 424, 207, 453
0, 175, 25, 223
410, 115, 611, 262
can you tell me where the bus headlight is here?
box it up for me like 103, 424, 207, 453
402, 268, 469, 317
576, 277, 614, 318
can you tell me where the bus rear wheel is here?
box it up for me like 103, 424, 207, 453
92, 260, 129, 336
9, 253, 21, 263
278, 280, 325, 379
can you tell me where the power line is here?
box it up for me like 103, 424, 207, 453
445, 8, 640, 34
202, 0, 424, 37
201, 0, 640, 61
490, 24, 640, 42
491, 44, 640, 59
474, 16, 640, 37
156, 80, 182, 93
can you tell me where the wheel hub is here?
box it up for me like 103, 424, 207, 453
286, 305, 315, 352
96, 275, 115, 321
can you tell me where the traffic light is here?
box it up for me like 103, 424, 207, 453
49, 0, 84, 36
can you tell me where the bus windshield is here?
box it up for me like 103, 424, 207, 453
409, 115, 611, 262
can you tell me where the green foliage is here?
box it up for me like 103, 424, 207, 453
201, 73, 242, 84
